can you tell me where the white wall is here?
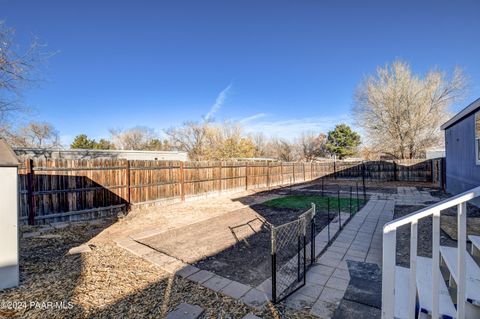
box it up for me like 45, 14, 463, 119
0, 167, 19, 289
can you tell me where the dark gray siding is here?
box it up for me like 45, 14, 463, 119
445, 112, 480, 194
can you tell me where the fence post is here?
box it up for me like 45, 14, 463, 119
430, 159, 434, 183
271, 226, 277, 304
327, 197, 331, 241
311, 162, 313, 180
362, 162, 366, 201
292, 163, 296, 183
349, 186, 352, 217
280, 162, 284, 185
311, 203, 316, 264
26, 159, 35, 225
393, 160, 397, 181
245, 162, 248, 190
337, 187, 342, 228
356, 182, 360, 212
217, 162, 222, 192
303, 163, 306, 181
333, 159, 337, 179
267, 161, 270, 189
125, 160, 131, 208
179, 162, 185, 201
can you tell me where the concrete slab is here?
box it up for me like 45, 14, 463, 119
221, 281, 252, 299
317, 286, 345, 305
285, 290, 317, 310
187, 270, 215, 284
166, 303, 204, 319
175, 265, 200, 278
202, 275, 232, 292
240, 288, 269, 309
310, 299, 337, 318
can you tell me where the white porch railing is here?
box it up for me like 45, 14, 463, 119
382, 186, 480, 319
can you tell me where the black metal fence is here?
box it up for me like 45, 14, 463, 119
271, 182, 366, 303
271, 206, 313, 303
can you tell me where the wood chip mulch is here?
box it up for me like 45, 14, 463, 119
0, 222, 315, 319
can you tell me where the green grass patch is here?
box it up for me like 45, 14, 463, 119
262, 195, 366, 212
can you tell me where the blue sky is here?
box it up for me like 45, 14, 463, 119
2, 0, 480, 145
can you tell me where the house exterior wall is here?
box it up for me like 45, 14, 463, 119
445, 113, 480, 195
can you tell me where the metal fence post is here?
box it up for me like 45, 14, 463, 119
327, 197, 331, 242
311, 203, 316, 264
297, 235, 302, 281
362, 162, 366, 200
356, 181, 360, 211
349, 186, 352, 217
271, 227, 277, 304
337, 187, 342, 228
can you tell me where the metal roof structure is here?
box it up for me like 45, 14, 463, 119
441, 97, 480, 130
0, 139, 19, 167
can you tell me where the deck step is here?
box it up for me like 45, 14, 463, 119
394, 259, 456, 319
394, 266, 410, 319
469, 235, 480, 255
440, 246, 480, 306
416, 256, 457, 318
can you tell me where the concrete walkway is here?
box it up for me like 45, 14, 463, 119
283, 199, 395, 318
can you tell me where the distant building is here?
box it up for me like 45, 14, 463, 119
425, 148, 445, 159
14, 148, 189, 161
441, 97, 480, 195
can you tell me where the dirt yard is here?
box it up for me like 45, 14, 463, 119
191, 203, 336, 287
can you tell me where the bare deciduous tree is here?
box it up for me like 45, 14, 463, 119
354, 60, 466, 159
297, 132, 327, 161
166, 121, 209, 160
110, 126, 161, 150
269, 139, 297, 162
166, 121, 256, 160
12, 121, 60, 148
0, 21, 47, 138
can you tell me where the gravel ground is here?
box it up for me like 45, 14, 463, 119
0, 222, 316, 319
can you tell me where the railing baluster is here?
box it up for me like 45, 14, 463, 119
432, 210, 440, 319
382, 228, 396, 319
457, 202, 467, 319
381, 187, 480, 319
409, 221, 418, 319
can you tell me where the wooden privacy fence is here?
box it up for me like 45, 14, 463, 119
18, 158, 442, 225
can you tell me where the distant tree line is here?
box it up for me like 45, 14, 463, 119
68, 122, 361, 161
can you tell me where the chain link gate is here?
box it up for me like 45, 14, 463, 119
271, 204, 316, 303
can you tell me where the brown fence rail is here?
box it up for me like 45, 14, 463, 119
18, 158, 442, 225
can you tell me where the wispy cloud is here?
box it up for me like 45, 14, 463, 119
242, 114, 354, 140
239, 113, 267, 123
205, 84, 232, 121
